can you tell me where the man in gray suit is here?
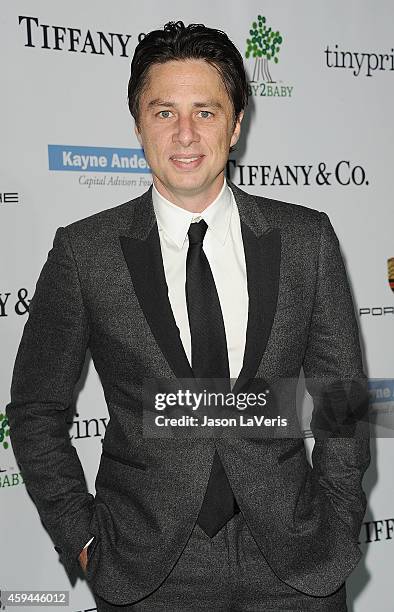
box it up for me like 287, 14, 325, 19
6, 21, 370, 611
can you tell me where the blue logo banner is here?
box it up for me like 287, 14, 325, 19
368, 379, 394, 404
48, 145, 151, 173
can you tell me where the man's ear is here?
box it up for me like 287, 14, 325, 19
134, 122, 143, 146
230, 111, 244, 148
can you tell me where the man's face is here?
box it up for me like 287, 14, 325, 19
134, 59, 243, 207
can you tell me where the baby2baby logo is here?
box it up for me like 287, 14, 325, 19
245, 14, 293, 98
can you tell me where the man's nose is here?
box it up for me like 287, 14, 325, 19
172, 116, 200, 147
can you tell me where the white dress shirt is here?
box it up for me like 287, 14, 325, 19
83, 178, 248, 551
152, 178, 249, 380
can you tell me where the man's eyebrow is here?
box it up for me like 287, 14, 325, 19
146, 99, 225, 110
147, 99, 176, 108
192, 100, 224, 110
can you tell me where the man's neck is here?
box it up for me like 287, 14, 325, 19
152, 174, 226, 213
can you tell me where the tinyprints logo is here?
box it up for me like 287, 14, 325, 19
245, 14, 293, 98
48, 145, 151, 173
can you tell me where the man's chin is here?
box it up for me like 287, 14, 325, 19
153, 169, 226, 202
159, 176, 210, 197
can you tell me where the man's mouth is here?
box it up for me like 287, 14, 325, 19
170, 154, 205, 169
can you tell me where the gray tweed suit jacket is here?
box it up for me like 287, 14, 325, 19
6, 182, 370, 606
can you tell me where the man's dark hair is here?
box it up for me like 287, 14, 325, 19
128, 21, 248, 127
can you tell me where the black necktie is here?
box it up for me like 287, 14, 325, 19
186, 218, 239, 538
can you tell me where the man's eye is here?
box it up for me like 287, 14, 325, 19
158, 110, 173, 118
198, 111, 213, 119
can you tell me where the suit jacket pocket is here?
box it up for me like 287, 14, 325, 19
318, 485, 361, 544
102, 448, 147, 470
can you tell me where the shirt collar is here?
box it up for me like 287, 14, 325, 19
152, 179, 233, 249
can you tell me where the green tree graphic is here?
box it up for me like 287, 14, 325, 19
0, 412, 10, 449
245, 15, 283, 83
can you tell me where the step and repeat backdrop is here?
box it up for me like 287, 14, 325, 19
1, 1, 393, 610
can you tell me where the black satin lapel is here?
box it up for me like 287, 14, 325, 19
232, 222, 281, 395
119, 226, 194, 380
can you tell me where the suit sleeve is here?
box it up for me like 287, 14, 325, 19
302, 211, 370, 541
5, 226, 94, 573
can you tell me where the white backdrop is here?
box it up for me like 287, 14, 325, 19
1, 1, 393, 610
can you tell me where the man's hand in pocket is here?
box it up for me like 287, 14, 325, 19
79, 546, 88, 574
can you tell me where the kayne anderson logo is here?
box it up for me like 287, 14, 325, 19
245, 14, 293, 98
48, 145, 153, 188
368, 379, 394, 439
369, 379, 394, 406
48, 145, 150, 173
